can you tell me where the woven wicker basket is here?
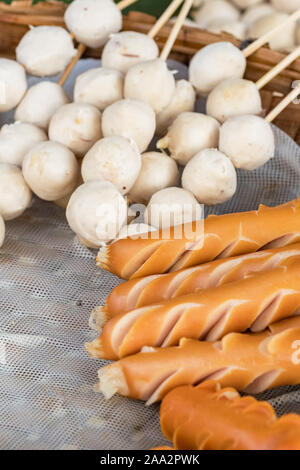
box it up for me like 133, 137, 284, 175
1, 0, 300, 143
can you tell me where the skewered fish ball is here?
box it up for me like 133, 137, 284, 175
189, 42, 246, 96
208, 21, 247, 40
270, 0, 300, 14
81, 136, 141, 195
242, 3, 275, 26
249, 12, 296, 52
0, 163, 32, 220
117, 223, 156, 240
101, 99, 156, 153
0, 214, 4, 248
102, 31, 159, 74
124, 59, 176, 114
74, 67, 124, 111
0, 58, 27, 112
192, 0, 239, 28
22, 141, 79, 201
157, 112, 220, 166
219, 114, 275, 170
156, 80, 196, 135
15, 81, 70, 130
66, 180, 127, 247
65, 0, 122, 48
48, 103, 102, 157
128, 152, 180, 204
0, 122, 47, 167
144, 187, 203, 230
182, 148, 237, 205
206, 78, 262, 123
16, 26, 76, 77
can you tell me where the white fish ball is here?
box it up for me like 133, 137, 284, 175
49, 103, 102, 157
156, 80, 196, 136
0, 163, 32, 220
208, 21, 247, 40
128, 152, 180, 204
16, 26, 76, 77
74, 67, 124, 111
144, 187, 203, 230
0, 214, 5, 248
102, 99, 156, 153
0, 58, 27, 112
102, 31, 159, 74
117, 223, 156, 240
64, 0, 122, 48
219, 114, 275, 170
124, 59, 176, 114
157, 112, 220, 166
66, 180, 127, 247
270, 0, 300, 14
192, 0, 240, 28
82, 136, 141, 195
15, 81, 70, 130
0, 122, 47, 167
182, 149, 237, 205
249, 12, 296, 52
206, 78, 262, 123
22, 141, 79, 201
231, 0, 261, 8
189, 42, 246, 96
242, 3, 275, 26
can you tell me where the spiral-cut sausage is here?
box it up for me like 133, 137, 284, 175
94, 317, 300, 404
86, 257, 300, 360
160, 381, 300, 450
90, 243, 300, 330
97, 198, 300, 280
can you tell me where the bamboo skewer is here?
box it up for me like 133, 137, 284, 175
265, 82, 300, 123
58, 42, 86, 86
160, 0, 194, 61
242, 9, 300, 58
117, 0, 139, 9
59, 0, 139, 87
148, 0, 184, 39
256, 45, 300, 90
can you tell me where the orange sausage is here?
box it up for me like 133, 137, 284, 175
86, 257, 300, 360
151, 446, 174, 450
160, 381, 300, 450
97, 198, 300, 280
93, 317, 300, 404
90, 243, 300, 330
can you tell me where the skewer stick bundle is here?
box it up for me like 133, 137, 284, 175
160, 0, 194, 61
124, 0, 194, 113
